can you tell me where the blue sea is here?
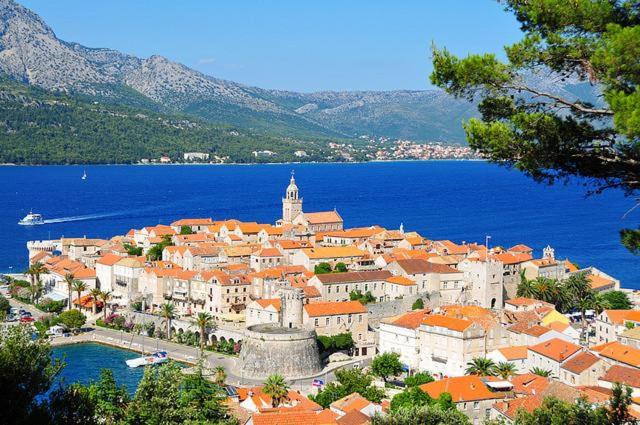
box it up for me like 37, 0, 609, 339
52, 343, 145, 393
1, 162, 638, 287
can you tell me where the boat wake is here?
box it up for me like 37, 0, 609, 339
43, 212, 123, 224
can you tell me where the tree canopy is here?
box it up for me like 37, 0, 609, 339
430, 0, 640, 254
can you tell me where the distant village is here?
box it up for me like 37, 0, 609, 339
23, 173, 640, 424
140, 138, 479, 164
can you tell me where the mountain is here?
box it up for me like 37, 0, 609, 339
0, 76, 330, 164
0, 0, 478, 142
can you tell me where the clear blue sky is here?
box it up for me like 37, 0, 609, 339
20, 0, 523, 92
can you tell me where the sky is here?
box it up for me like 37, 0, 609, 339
20, 0, 523, 93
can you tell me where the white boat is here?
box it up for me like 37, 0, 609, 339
18, 212, 44, 226
82, 169, 87, 180
125, 351, 169, 368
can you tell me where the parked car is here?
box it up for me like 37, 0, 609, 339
19, 316, 35, 323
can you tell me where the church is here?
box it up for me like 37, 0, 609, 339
277, 172, 344, 233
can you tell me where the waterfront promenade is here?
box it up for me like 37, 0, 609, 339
8, 298, 359, 392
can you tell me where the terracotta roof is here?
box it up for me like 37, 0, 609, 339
591, 341, 640, 367
528, 338, 581, 362
254, 299, 282, 311
497, 345, 529, 361
304, 301, 367, 317
589, 274, 616, 290
336, 409, 370, 425
314, 270, 392, 284
73, 294, 103, 309
250, 409, 338, 425
546, 321, 570, 333
330, 393, 371, 413
277, 240, 314, 250
511, 373, 550, 396
253, 247, 283, 257
385, 276, 416, 286
493, 252, 533, 265
508, 244, 533, 253
422, 314, 473, 332
385, 309, 431, 330
561, 351, 601, 374
393, 259, 459, 275
600, 365, 640, 388
170, 218, 213, 226
493, 395, 543, 420
601, 310, 640, 325
505, 297, 544, 307
302, 286, 321, 298
304, 211, 343, 224
302, 246, 366, 260
522, 325, 552, 337
420, 376, 508, 403
324, 227, 384, 239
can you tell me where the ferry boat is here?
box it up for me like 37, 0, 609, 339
125, 351, 169, 368
18, 212, 44, 226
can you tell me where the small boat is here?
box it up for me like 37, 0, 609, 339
125, 351, 168, 368
81, 169, 87, 180
18, 212, 44, 226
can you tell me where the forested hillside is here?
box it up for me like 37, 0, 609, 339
0, 78, 329, 164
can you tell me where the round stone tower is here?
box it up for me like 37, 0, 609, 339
280, 286, 304, 329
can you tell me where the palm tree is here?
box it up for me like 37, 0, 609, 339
99, 290, 112, 320
71, 280, 87, 309
89, 288, 102, 315
530, 367, 554, 378
263, 374, 289, 407
63, 273, 76, 311
26, 261, 48, 304
516, 270, 536, 298
160, 303, 175, 340
465, 357, 496, 376
565, 272, 595, 339
493, 362, 517, 380
213, 366, 227, 386
195, 312, 213, 352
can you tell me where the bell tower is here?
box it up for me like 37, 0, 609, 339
282, 171, 303, 223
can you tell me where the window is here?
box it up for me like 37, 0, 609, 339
315, 319, 319, 326
473, 402, 479, 410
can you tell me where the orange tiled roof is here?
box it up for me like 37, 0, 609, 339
170, 218, 213, 226
422, 314, 473, 332
493, 395, 543, 420
304, 211, 343, 224
601, 309, 640, 325
529, 338, 581, 362
253, 247, 283, 257
588, 274, 616, 290
385, 276, 416, 286
600, 364, 640, 388
420, 375, 507, 403
302, 246, 366, 260
96, 253, 123, 266
251, 410, 338, 425
497, 345, 529, 360
508, 244, 533, 253
254, 299, 281, 311
393, 259, 459, 275
330, 392, 372, 413
304, 301, 367, 317
546, 321, 570, 333
591, 341, 640, 367
386, 309, 431, 330
561, 351, 601, 374
505, 297, 544, 307
511, 373, 550, 396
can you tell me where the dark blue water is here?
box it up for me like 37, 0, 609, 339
52, 343, 144, 393
1, 162, 638, 287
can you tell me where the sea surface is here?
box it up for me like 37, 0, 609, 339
52, 343, 145, 393
1, 161, 638, 287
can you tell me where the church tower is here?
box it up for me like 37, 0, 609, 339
282, 172, 303, 223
